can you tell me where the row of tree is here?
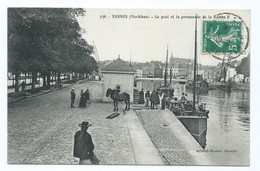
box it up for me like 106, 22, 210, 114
236, 55, 250, 80
8, 8, 98, 92
219, 55, 250, 83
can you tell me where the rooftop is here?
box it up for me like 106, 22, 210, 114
102, 58, 136, 73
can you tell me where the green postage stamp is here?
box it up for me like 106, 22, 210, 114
202, 21, 242, 53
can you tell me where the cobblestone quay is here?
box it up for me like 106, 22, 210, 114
8, 83, 136, 164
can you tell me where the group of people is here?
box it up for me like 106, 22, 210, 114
138, 88, 191, 110
138, 88, 167, 110
70, 88, 90, 108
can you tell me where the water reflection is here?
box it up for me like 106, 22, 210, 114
206, 89, 250, 152
186, 89, 250, 150
237, 101, 250, 113
218, 112, 231, 132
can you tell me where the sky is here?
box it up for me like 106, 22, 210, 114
77, 9, 250, 66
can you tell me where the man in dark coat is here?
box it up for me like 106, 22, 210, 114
70, 88, 76, 108
138, 88, 145, 104
21, 81, 26, 91
74, 121, 99, 164
150, 90, 156, 109
155, 89, 160, 107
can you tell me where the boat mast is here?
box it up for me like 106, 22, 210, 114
193, 15, 198, 111
130, 50, 132, 66
164, 44, 169, 87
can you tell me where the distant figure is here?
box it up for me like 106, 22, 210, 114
185, 94, 188, 104
58, 78, 61, 85
73, 121, 100, 165
150, 90, 156, 109
159, 92, 164, 108
70, 88, 76, 108
21, 81, 26, 91
180, 93, 187, 109
138, 88, 145, 104
161, 93, 166, 110
80, 89, 84, 96
79, 89, 86, 108
172, 97, 179, 108
155, 89, 160, 108
145, 90, 150, 107
85, 89, 90, 104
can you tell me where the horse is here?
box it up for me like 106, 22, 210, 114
106, 88, 130, 111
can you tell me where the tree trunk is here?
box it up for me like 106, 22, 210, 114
51, 71, 53, 86
39, 72, 41, 88
12, 74, 15, 86
31, 71, 36, 90
54, 72, 57, 82
14, 72, 19, 92
58, 72, 61, 84
29, 72, 32, 84
24, 72, 27, 91
47, 71, 51, 89
42, 73, 46, 88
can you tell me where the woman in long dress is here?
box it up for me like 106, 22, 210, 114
138, 88, 145, 104
155, 89, 160, 108
79, 90, 86, 107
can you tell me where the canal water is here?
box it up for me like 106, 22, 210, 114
186, 89, 250, 165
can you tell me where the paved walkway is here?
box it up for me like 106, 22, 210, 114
125, 110, 163, 165
8, 81, 77, 104
8, 82, 163, 165
136, 109, 214, 165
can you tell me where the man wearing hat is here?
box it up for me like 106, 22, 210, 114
145, 90, 150, 108
70, 88, 76, 108
73, 121, 99, 164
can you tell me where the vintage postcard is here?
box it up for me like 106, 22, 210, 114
7, 8, 250, 167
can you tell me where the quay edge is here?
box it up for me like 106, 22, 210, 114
135, 109, 215, 165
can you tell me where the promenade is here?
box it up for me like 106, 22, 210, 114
8, 82, 163, 165
8, 81, 215, 165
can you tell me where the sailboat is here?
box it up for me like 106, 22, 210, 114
170, 15, 209, 118
159, 44, 174, 101
169, 16, 209, 148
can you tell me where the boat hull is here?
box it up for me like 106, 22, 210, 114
178, 115, 208, 149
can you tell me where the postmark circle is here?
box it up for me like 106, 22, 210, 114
202, 12, 249, 61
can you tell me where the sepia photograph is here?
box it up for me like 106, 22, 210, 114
6, 7, 250, 166
2, 1, 260, 170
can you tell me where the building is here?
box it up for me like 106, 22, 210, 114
134, 69, 143, 78
225, 67, 237, 81
202, 66, 220, 82
142, 65, 155, 78
101, 58, 136, 102
233, 74, 244, 83
162, 67, 173, 79
154, 66, 163, 78
170, 57, 193, 79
